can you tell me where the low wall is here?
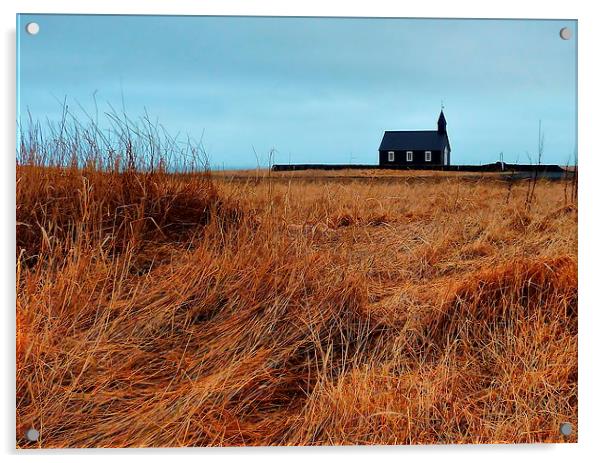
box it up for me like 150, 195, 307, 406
271, 162, 568, 173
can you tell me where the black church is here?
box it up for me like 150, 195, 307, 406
379, 111, 451, 167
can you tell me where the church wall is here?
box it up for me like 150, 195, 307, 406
378, 149, 443, 166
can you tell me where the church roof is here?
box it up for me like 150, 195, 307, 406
379, 130, 450, 152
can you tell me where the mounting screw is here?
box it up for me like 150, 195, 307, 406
559, 422, 573, 436
24, 427, 40, 442
25, 22, 40, 36
559, 27, 572, 40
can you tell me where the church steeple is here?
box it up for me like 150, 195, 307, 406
437, 110, 447, 135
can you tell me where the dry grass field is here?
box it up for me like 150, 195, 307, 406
16, 154, 577, 447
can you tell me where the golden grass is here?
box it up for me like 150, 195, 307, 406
214, 168, 510, 180
16, 165, 577, 447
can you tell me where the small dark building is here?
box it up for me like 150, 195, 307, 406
379, 110, 451, 167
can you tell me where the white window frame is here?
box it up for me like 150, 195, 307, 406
406, 151, 413, 162
388, 151, 395, 162
425, 151, 432, 162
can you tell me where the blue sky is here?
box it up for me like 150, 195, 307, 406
17, 15, 577, 168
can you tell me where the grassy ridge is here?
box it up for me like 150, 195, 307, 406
16, 127, 577, 447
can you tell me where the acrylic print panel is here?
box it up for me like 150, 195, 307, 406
16, 14, 577, 448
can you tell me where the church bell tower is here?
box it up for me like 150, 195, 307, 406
437, 110, 447, 135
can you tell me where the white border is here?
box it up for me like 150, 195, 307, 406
2, 1, 600, 462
